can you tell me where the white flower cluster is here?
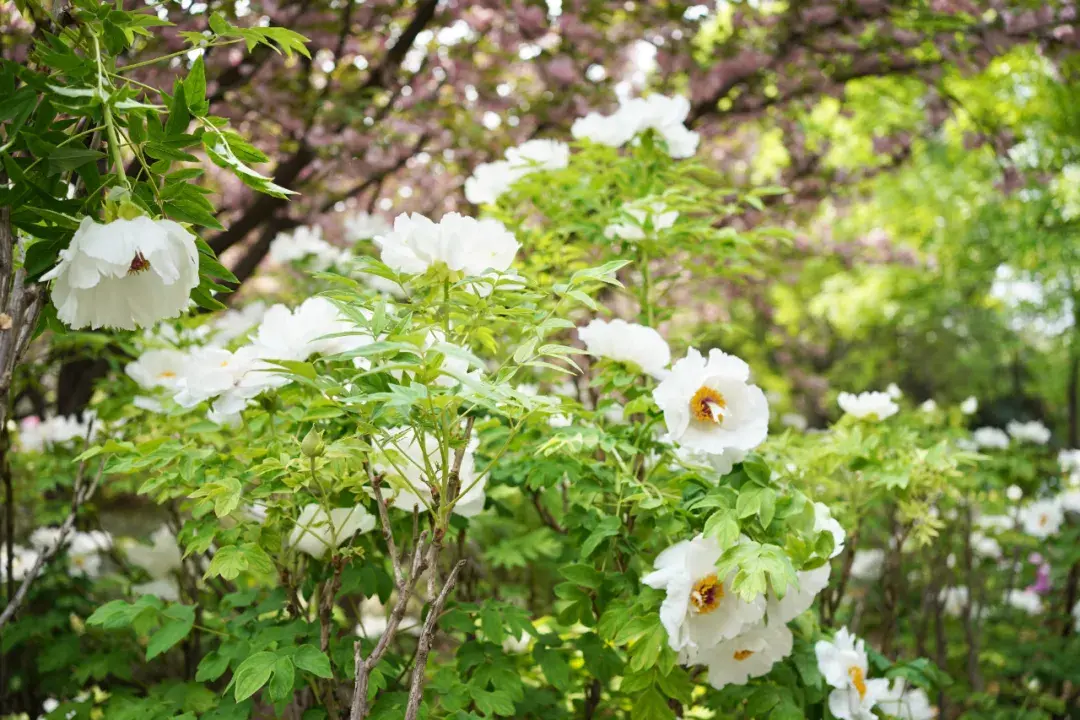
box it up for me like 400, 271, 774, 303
816, 627, 934, 719
642, 503, 845, 689
465, 139, 570, 205
42, 215, 200, 331
16, 413, 97, 452
837, 390, 898, 422
126, 297, 372, 425
376, 212, 520, 277
604, 198, 679, 242
571, 94, 700, 159
269, 225, 350, 269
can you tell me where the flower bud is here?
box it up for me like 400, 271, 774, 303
301, 428, 325, 458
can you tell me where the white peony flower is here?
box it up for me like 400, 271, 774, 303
376, 212, 519, 276
814, 502, 847, 558
505, 139, 570, 173
1006, 420, 1051, 445
269, 225, 348, 269
252, 297, 371, 362
641, 534, 766, 655
781, 413, 808, 431
343, 211, 392, 243
879, 678, 937, 720
501, 631, 533, 654
919, 400, 938, 413
29, 527, 63, 551
849, 549, 885, 581
653, 348, 769, 454
124, 526, 182, 579
577, 318, 671, 379
969, 531, 1002, 559
1059, 488, 1080, 514
837, 391, 898, 421
126, 348, 188, 391
960, 396, 978, 415
1006, 485, 1023, 502
816, 627, 890, 720
289, 504, 376, 558
132, 577, 181, 602
17, 414, 96, 452
0, 543, 39, 581
675, 446, 747, 479
972, 427, 1010, 450
886, 383, 903, 400
208, 301, 268, 346
464, 160, 518, 205
1059, 449, 1080, 474
604, 199, 679, 242
939, 586, 969, 617
354, 596, 420, 639
572, 94, 700, 158
43, 215, 199, 330
372, 428, 486, 518
694, 622, 793, 689
767, 564, 830, 624
1018, 498, 1064, 538
1005, 589, 1043, 615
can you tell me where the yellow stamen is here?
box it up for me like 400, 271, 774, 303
690, 386, 726, 423
848, 666, 867, 699
690, 574, 723, 614
159, 371, 176, 379
733, 649, 754, 661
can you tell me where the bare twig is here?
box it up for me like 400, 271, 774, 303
349, 530, 430, 720
402, 559, 466, 720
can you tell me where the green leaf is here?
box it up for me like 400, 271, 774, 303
581, 516, 621, 558
559, 563, 602, 589
269, 656, 295, 702
736, 486, 764, 519
470, 688, 515, 717
184, 56, 207, 114
758, 488, 777, 529
293, 645, 333, 679
166, 81, 191, 135
196, 651, 231, 682
233, 651, 276, 702
146, 603, 195, 660
631, 689, 674, 720
533, 647, 571, 691
704, 508, 740, 548
205, 542, 273, 581
628, 624, 666, 673
48, 147, 105, 173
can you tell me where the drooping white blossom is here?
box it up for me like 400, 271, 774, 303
1006, 420, 1051, 445
376, 212, 519, 276
577, 318, 671, 379
653, 348, 769, 455
694, 622, 793, 689
837, 391, 898, 421
641, 534, 766, 655
42, 215, 200, 330
289, 504, 376, 558
816, 627, 890, 720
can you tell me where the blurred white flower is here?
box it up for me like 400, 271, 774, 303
42, 215, 200, 330
604, 199, 678, 242
974, 513, 1014, 533
972, 427, 1010, 450
465, 140, 569, 205
814, 503, 846, 558
1018, 498, 1063, 538
970, 531, 1002, 559
572, 94, 699, 158
1006, 420, 1051, 445
501, 631, 532, 654
1059, 449, 1080, 474
124, 526, 182, 579
1059, 488, 1080, 514
653, 348, 769, 455
377, 212, 519, 276
849, 549, 885, 581
290, 504, 376, 558
208, 301, 268, 346
1004, 589, 1043, 615
0, 543, 39, 581
1006, 485, 1023, 502
960, 396, 978, 414
879, 678, 936, 720
342, 211, 392, 243
837, 391, 898, 421
464, 160, 518, 205
919, 400, 938, 413
675, 446, 747, 479
353, 596, 420, 639
372, 428, 486, 518
780, 413, 808, 431
767, 564, 830, 624
695, 622, 793, 689
642, 534, 765, 655
886, 383, 902, 400
126, 348, 188, 391
578, 318, 671, 379
816, 627, 889, 720
269, 225, 348, 269
132, 577, 181, 602
17, 414, 96, 452
939, 586, 969, 617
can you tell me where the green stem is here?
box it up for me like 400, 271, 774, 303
92, 33, 130, 189
640, 247, 654, 326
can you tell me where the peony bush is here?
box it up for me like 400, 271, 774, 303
3, 3, 1080, 720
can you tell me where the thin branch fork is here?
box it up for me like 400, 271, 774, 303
402, 558, 466, 720
0, 459, 105, 630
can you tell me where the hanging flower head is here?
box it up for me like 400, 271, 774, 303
42, 213, 200, 331
653, 348, 769, 454
815, 627, 890, 720
577, 318, 671, 379
642, 534, 766, 654
376, 212, 519, 277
